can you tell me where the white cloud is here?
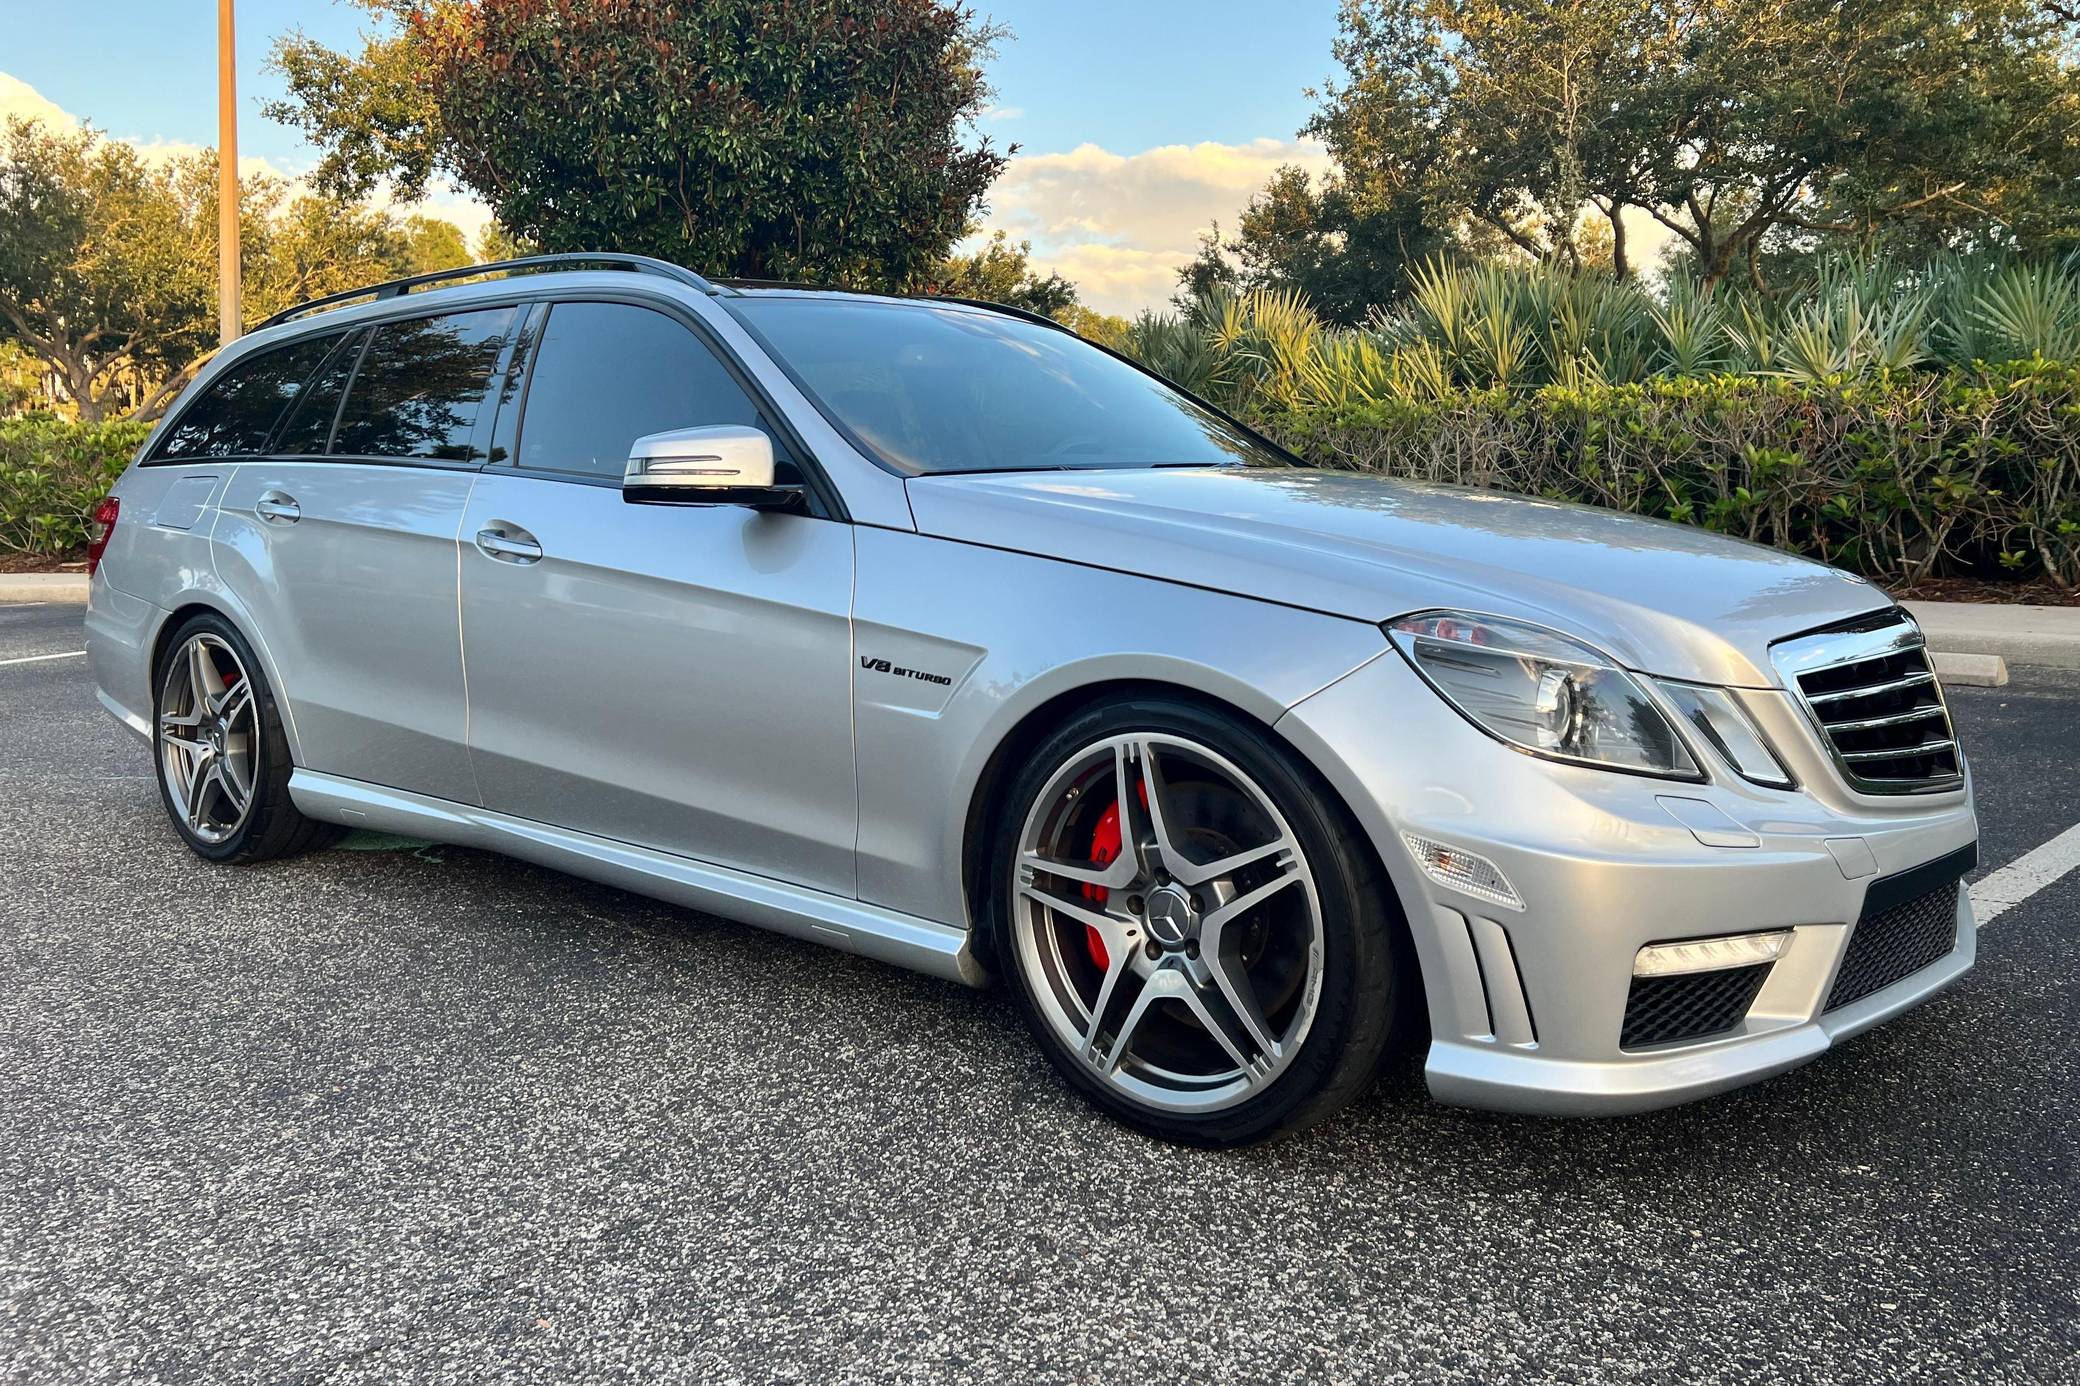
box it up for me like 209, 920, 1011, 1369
978, 137, 1331, 316
982, 105, 1024, 122
0, 71, 80, 130
1, 70, 497, 251
980, 135, 1689, 312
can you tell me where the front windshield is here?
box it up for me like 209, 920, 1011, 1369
727, 296, 1281, 475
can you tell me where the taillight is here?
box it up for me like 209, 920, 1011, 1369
86, 496, 120, 575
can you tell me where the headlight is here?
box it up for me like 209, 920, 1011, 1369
1387, 611, 1702, 780
1655, 681, 1795, 788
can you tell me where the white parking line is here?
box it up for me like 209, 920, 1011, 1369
1972, 822, 2080, 926
0, 650, 85, 667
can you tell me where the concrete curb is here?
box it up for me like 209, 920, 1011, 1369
1906, 601, 2080, 671
1930, 651, 2009, 687
0, 573, 89, 604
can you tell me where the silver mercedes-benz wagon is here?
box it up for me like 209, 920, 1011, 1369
85, 254, 1979, 1145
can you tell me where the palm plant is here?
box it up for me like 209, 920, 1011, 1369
1967, 261, 2080, 362
1119, 251, 2075, 408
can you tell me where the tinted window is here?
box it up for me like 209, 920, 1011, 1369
271, 330, 365, 456
333, 307, 516, 461
516, 302, 776, 480
731, 297, 1272, 475
154, 332, 347, 460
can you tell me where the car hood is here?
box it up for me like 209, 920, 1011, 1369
904, 466, 1896, 687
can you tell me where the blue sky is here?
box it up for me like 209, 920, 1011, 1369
1, 1, 1345, 313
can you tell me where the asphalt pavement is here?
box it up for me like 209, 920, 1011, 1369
2, 600, 2076, 1384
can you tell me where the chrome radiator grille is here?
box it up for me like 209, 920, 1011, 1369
1773, 610, 1963, 795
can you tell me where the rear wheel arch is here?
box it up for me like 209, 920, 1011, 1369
149, 597, 302, 765
149, 609, 339, 863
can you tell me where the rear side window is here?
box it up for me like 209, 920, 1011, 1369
153, 331, 347, 460
333, 307, 517, 462
515, 301, 778, 480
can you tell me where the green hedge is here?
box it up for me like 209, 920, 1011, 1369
1258, 361, 2080, 590
6, 363, 2078, 587
0, 419, 152, 557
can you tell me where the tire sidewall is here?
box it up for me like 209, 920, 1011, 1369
988, 696, 1395, 1146
152, 613, 289, 863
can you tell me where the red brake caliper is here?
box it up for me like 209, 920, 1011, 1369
1080, 780, 1149, 971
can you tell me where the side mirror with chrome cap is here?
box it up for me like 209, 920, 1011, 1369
622, 425, 804, 510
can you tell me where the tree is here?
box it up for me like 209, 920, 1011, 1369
1311, 0, 2080, 291
473, 222, 535, 265
1177, 166, 1454, 324
0, 115, 473, 420
929, 230, 1078, 314
270, 0, 1011, 289
1054, 304, 1134, 353
0, 118, 214, 420
242, 194, 471, 320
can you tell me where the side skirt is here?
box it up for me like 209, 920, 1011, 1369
288, 770, 988, 987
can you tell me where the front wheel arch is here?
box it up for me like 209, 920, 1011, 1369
978, 689, 1424, 1143
960, 680, 1422, 1018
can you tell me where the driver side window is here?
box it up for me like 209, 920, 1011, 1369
514, 301, 791, 482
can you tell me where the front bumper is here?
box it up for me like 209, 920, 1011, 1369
1276, 648, 1980, 1117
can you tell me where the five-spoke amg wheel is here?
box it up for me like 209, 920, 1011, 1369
158, 631, 258, 843
996, 697, 1406, 1145
152, 613, 336, 863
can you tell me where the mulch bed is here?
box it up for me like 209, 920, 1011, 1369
0, 550, 86, 575
1887, 576, 2077, 607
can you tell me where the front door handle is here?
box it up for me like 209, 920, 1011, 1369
474, 525, 543, 564
254, 492, 301, 524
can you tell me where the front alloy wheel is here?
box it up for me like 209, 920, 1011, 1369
998, 699, 1404, 1145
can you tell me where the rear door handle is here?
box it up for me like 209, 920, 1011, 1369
254, 492, 301, 524
474, 525, 543, 564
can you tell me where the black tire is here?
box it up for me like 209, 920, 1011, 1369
987, 695, 1412, 1147
151, 612, 340, 864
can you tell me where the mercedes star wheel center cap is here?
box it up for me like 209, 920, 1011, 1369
1146, 885, 1197, 948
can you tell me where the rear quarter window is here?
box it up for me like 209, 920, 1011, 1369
151, 331, 349, 461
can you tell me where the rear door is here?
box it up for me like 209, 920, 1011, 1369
457, 297, 857, 894
214, 306, 522, 801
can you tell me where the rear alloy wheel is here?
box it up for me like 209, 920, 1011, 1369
997, 699, 1403, 1145
158, 632, 259, 845
152, 614, 338, 864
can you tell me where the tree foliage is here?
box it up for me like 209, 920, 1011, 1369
0, 117, 469, 421
0, 119, 214, 421
1178, 166, 1454, 325
1309, 0, 2080, 291
270, 0, 1012, 288
929, 230, 1077, 314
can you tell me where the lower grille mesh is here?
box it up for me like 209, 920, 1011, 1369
1825, 880, 1961, 1012
1622, 963, 1773, 1049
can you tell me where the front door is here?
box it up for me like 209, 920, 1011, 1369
457, 299, 857, 895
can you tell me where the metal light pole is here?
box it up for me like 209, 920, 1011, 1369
216, 0, 241, 345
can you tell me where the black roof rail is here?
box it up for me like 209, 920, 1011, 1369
253, 253, 719, 332
711, 278, 1072, 334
